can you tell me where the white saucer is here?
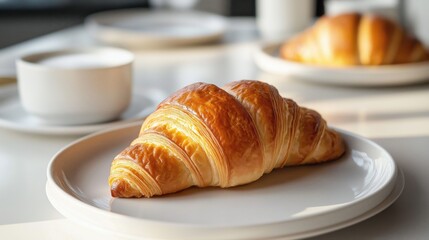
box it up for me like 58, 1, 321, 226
254, 42, 429, 87
46, 123, 402, 239
0, 84, 163, 135
85, 9, 227, 48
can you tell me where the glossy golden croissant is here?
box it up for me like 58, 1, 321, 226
109, 80, 345, 198
280, 12, 429, 66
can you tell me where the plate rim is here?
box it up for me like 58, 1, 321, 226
46, 169, 404, 240
268, 168, 404, 240
254, 41, 429, 86
0, 84, 156, 135
46, 123, 400, 239
84, 9, 227, 47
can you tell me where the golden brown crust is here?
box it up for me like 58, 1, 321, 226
222, 81, 278, 172
358, 14, 395, 65
159, 83, 265, 187
281, 13, 361, 66
280, 12, 429, 66
109, 80, 345, 198
394, 35, 418, 63
316, 13, 361, 65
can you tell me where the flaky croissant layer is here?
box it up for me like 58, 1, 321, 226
109, 80, 345, 198
280, 12, 429, 66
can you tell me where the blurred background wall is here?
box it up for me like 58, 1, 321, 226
4, 0, 428, 49
0, 0, 326, 49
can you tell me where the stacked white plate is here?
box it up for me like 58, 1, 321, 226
46, 123, 404, 239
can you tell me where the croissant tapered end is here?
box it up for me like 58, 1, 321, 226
280, 12, 429, 66
279, 106, 345, 167
280, 13, 361, 66
289, 127, 345, 166
110, 179, 143, 198
307, 128, 345, 165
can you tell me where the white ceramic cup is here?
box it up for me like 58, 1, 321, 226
17, 47, 133, 125
257, 0, 315, 40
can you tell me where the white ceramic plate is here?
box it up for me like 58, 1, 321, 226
0, 84, 162, 135
46, 123, 401, 239
254, 42, 429, 86
85, 9, 227, 48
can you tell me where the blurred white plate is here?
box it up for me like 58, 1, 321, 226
254, 42, 429, 86
0, 84, 162, 135
0, 61, 16, 81
46, 124, 402, 239
85, 9, 227, 48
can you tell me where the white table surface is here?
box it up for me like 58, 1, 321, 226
0, 18, 429, 239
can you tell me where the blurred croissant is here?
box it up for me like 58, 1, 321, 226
109, 80, 345, 198
280, 12, 429, 66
